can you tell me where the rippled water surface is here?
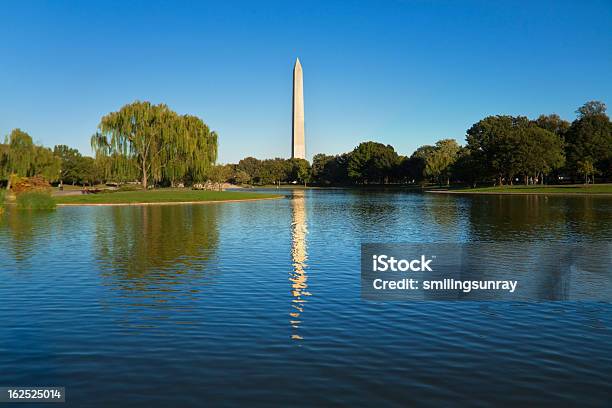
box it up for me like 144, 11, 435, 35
1, 190, 611, 407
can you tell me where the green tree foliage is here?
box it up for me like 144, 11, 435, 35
237, 157, 262, 183
260, 158, 288, 185
466, 116, 529, 185
424, 139, 460, 185
79, 157, 101, 186
0, 144, 8, 182
2, 129, 61, 189
233, 169, 251, 185
534, 114, 570, 136
311, 154, 333, 182
310, 153, 350, 185
450, 148, 484, 187
6, 129, 34, 178
288, 158, 311, 186
5, 100, 604, 190
54, 145, 82, 184
91, 101, 217, 189
399, 145, 435, 184
576, 101, 607, 118
348, 142, 400, 184
516, 126, 565, 184
206, 164, 233, 190
32, 146, 61, 183
466, 116, 566, 185
565, 101, 612, 179
576, 159, 597, 184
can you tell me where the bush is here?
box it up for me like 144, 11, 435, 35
0, 189, 4, 215
16, 192, 56, 210
117, 184, 142, 192
10, 175, 52, 194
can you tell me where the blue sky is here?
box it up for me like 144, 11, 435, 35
0, 0, 611, 163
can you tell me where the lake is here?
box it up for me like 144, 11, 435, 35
1, 189, 611, 406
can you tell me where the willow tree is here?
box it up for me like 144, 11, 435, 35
2, 129, 61, 189
175, 115, 218, 183
32, 146, 61, 182
6, 129, 34, 173
4, 129, 34, 190
91, 101, 217, 189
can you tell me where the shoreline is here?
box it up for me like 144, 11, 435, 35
426, 189, 612, 197
56, 196, 285, 207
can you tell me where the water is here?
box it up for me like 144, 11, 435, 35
1, 190, 611, 407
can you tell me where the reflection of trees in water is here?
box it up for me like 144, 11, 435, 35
425, 194, 469, 234
345, 190, 400, 234
467, 195, 569, 241
93, 204, 219, 299
289, 190, 310, 341
1, 208, 55, 264
561, 196, 612, 239
462, 195, 612, 300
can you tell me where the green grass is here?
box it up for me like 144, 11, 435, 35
445, 184, 612, 195
55, 189, 284, 205
16, 191, 57, 210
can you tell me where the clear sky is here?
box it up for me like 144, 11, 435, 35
1, 0, 611, 163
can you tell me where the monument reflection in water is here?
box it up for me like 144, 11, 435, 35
289, 190, 310, 340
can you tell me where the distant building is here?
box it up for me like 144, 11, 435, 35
292, 58, 305, 159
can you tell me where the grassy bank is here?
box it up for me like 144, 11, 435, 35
55, 189, 284, 205
17, 192, 57, 209
428, 184, 612, 195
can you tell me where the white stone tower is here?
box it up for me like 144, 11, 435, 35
292, 58, 305, 159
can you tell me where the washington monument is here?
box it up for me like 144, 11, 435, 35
292, 58, 305, 159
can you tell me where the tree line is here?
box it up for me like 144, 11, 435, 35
1, 100, 610, 189
220, 100, 610, 187
1, 101, 219, 189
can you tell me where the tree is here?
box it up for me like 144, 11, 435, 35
516, 126, 565, 184
3, 129, 60, 189
450, 148, 485, 187
309, 153, 350, 185
54, 145, 83, 185
179, 115, 218, 184
348, 141, 399, 184
4, 129, 34, 189
237, 157, 262, 184
466, 116, 532, 185
311, 154, 333, 183
576, 101, 607, 118
260, 158, 287, 185
32, 146, 61, 183
206, 164, 232, 191
233, 169, 251, 185
0, 143, 9, 183
78, 156, 100, 186
288, 158, 311, 186
91, 101, 217, 189
534, 114, 570, 137
399, 145, 435, 184
576, 160, 597, 184
424, 139, 460, 185
565, 101, 612, 180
